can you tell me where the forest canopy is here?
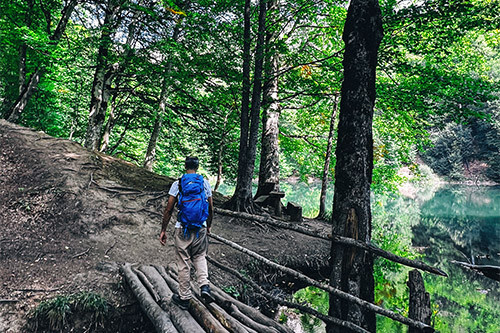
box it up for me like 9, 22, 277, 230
1, 0, 499, 192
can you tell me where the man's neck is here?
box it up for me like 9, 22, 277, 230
186, 170, 196, 174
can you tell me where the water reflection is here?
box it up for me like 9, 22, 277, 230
283, 183, 500, 332
217, 182, 500, 332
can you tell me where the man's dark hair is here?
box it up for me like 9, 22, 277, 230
185, 156, 199, 170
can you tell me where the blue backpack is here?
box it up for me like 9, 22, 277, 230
177, 173, 209, 234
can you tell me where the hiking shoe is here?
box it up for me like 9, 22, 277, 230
200, 285, 215, 303
171, 294, 189, 310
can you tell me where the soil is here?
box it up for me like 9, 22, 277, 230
0, 120, 331, 332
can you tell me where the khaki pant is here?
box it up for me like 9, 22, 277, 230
174, 227, 209, 300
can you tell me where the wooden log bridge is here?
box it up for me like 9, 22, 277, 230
120, 263, 292, 333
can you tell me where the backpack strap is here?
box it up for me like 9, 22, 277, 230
177, 176, 183, 196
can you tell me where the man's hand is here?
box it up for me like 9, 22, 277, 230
159, 230, 167, 246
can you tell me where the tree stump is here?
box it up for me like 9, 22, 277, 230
408, 269, 431, 333
286, 201, 302, 222
268, 191, 285, 217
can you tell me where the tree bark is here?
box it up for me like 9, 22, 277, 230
165, 265, 292, 333
84, 1, 121, 150
256, 0, 281, 199
143, 85, 166, 171
7, 69, 41, 123
139, 266, 204, 332
155, 266, 230, 333
408, 270, 431, 333
327, 0, 383, 332
120, 264, 178, 332
224, 0, 253, 212
317, 93, 339, 220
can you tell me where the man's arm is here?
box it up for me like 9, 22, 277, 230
206, 196, 214, 232
159, 195, 177, 245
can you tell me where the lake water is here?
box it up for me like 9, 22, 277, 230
218, 182, 500, 332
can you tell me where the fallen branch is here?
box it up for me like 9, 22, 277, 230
209, 233, 434, 332
214, 208, 447, 277
14, 287, 63, 293
207, 256, 369, 333
105, 240, 117, 255
0, 299, 19, 303
451, 261, 500, 282
72, 247, 91, 258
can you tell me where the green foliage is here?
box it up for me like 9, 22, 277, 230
28, 292, 110, 332
293, 286, 328, 333
31, 295, 72, 331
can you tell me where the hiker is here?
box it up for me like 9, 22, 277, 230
159, 156, 215, 310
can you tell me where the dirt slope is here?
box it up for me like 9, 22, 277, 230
0, 120, 330, 332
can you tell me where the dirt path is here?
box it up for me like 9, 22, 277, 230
0, 120, 330, 332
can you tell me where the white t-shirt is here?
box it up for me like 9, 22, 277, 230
169, 176, 212, 228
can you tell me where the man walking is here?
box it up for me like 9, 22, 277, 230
159, 156, 215, 309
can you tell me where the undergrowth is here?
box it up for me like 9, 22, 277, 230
27, 291, 110, 332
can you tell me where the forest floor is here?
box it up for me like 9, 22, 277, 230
0, 120, 331, 332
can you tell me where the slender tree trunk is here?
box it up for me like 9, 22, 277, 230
224, 0, 253, 211
226, 0, 267, 213
7, 69, 41, 123
143, 85, 166, 171
256, 0, 281, 199
214, 111, 231, 192
99, 98, 118, 152
143, 15, 184, 170
6, 0, 77, 123
84, 2, 121, 150
18, 44, 28, 96
317, 94, 339, 220
327, 0, 383, 332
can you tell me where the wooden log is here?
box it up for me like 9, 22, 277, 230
286, 201, 302, 222
164, 265, 286, 333
205, 301, 258, 333
207, 256, 369, 333
154, 265, 230, 333
120, 264, 178, 333
209, 233, 434, 332
408, 270, 432, 333
139, 266, 204, 333
134, 267, 160, 303
210, 287, 285, 333
451, 261, 500, 282
214, 207, 447, 277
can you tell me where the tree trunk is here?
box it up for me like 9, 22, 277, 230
256, 0, 281, 199
143, 16, 184, 170
317, 94, 339, 220
223, 0, 253, 211
214, 111, 231, 192
99, 99, 118, 152
327, 0, 383, 332
7, 69, 41, 123
144, 86, 166, 171
6, 0, 78, 124
408, 270, 431, 333
84, 2, 121, 150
